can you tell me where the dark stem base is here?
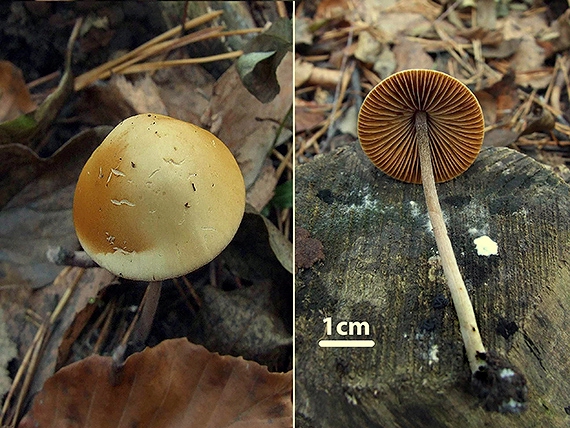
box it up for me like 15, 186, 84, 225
471, 350, 528, 413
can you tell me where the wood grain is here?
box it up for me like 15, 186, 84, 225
295, 143, 570, 428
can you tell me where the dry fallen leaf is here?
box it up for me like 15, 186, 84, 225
0, 127, 112, 290
0, 266, 116, 406
0, 61, 37, 122
393, 37, 434, 72
19, 338, 292, 428
223, 208, 293, 279
0, 20, 77, 147
190, 282, 292, 367
203, 52, 293, 189
0, 307, 17, 398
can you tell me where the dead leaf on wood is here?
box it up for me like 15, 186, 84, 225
0, 127, 112, 290
19, 338, 292, 428
238, 51, 282, 102
294, 227, 324, 271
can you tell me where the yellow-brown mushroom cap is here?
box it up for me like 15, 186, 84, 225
73, 113, 245, 281
358, 69, 484, 184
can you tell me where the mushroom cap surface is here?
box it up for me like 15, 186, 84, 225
73, 113, 245, 281
358, 69, 484, 183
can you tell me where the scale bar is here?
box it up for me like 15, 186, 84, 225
318, 340, 375, 348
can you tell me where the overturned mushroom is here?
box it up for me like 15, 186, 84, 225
73, 113, 245, 346
358, 69, 526, 412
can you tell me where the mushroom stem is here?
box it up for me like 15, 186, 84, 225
130, 281, 162, 346
415, 111, 487, 373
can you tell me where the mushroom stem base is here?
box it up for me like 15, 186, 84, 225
415, 111, 487, 374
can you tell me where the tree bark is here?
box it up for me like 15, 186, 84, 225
295, 143, 570, 428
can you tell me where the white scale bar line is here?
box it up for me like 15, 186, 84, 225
318, 340, 375, 348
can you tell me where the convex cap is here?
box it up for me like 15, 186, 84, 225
73, 113, 245, 281
358, 69, 484, 183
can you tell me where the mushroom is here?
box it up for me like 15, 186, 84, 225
358, 69, 526, 411
73, 113, 245, 347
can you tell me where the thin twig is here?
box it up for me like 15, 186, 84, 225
74, 10, 224, 90
10, 320, 49, 428
91, 301, 116, 356
119, 51, 243, 75
323, 27, 354, 149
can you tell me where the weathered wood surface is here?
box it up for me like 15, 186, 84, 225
295, 143, 570, 428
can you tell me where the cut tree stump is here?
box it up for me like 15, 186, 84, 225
295, 143, 570, 428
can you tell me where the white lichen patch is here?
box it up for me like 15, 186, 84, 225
339, 190, 386, 216
474, 235, 498, 256
500, 368, 516, 379
459, 199, 491, 237
468, 227, 480, 236
409, 200, 421, 218
428, 344, 439, 365
499, 398, 526, 413
349, 193, 380, 211
407, 200, 435, 232
511, 207, 528, 218
345, 392, 358, 406
427, 255, 442, 282
423, 211, 450, 235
